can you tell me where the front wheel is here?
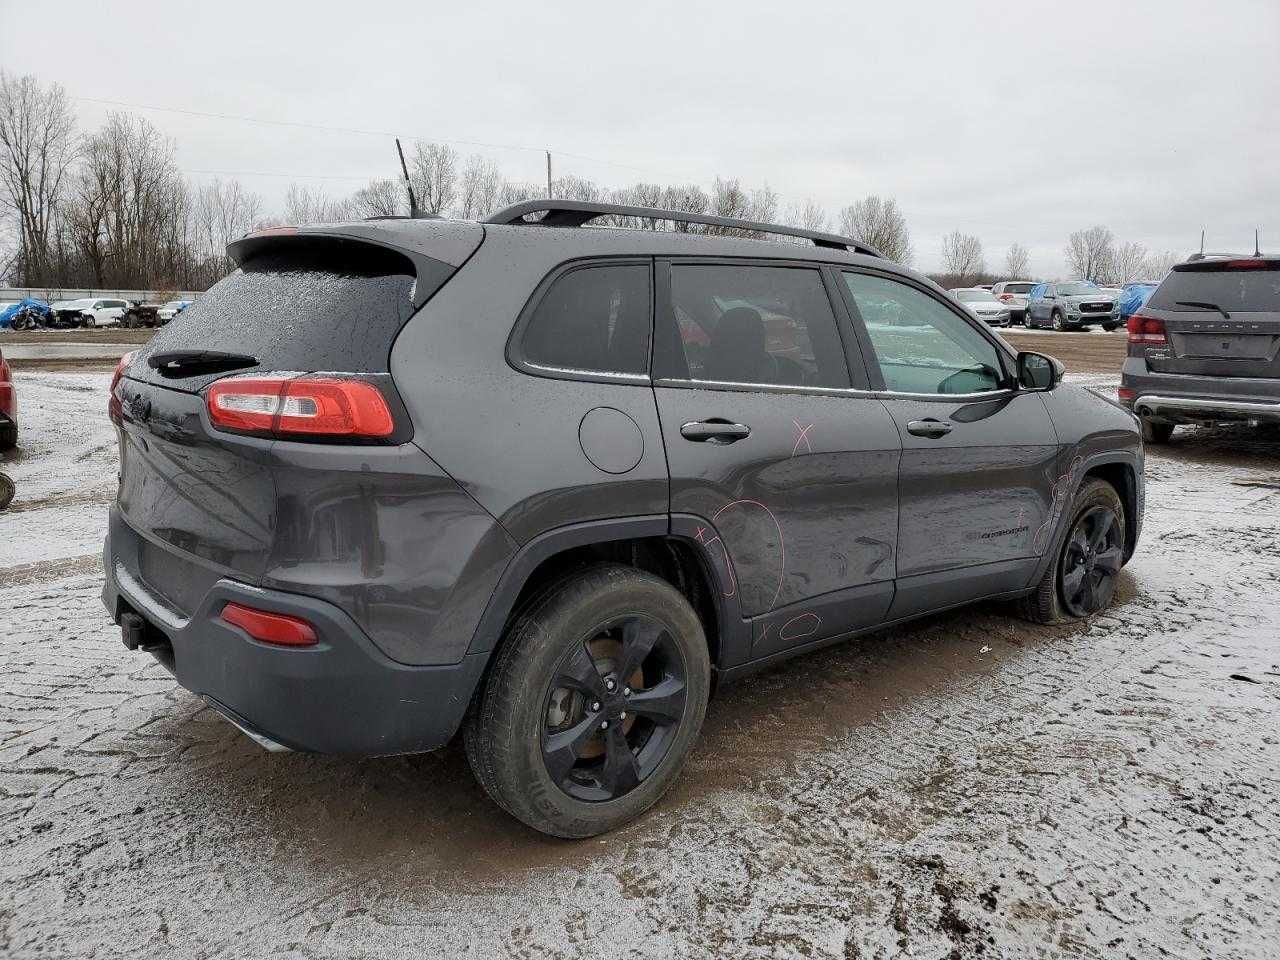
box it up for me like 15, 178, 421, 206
1102, 322, 1118, 332
1052, 310, 1068, 331
1020, 478, 1126, 623
464, 564, 711, 838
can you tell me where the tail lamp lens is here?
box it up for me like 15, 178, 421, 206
1127, 313, 1167, 344
108, 351, 137, 423
221, 602, 317, 647
1117, 387, 1136, 401
206, 377, 394, 439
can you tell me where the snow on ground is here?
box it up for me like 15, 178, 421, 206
2, 370, 1279, 959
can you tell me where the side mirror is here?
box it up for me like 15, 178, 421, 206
1017, 351, 1064, 391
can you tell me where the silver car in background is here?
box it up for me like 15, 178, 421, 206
951, 287, 1012, 326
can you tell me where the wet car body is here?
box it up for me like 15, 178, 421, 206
101, 202, 1143, 833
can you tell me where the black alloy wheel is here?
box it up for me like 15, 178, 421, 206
542, 615, 688, 803
1060, 505, 1123, 617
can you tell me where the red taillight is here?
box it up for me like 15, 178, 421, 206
1117, 387, 1136, 401
1225, 259, 1266, 269
998, 293, 1014, 302
108, 350, 137, 424
221, 602, 317, 647
206, 377, 394, 439
1127, 313, 1167, 344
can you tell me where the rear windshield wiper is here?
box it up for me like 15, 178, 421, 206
147, 350, 259, 377
1175, 300, 1232, 319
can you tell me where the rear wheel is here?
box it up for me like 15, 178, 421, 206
464, 564, 711, 838
1140, 417, 1174, 444
1020, 479, 1126, 623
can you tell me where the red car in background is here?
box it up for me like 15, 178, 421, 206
0, 345, 16, 450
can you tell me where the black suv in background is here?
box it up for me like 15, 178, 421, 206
1121, 255, 1280, 442
102, 201, 1143, 837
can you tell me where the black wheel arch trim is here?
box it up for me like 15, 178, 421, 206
463, 513, 749, 670
1025, 449, 1142, 590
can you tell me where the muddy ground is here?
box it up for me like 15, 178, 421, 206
1, 359, 1278, 959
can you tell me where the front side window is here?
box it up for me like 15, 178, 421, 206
521, 263, 651, 375
842, 272, 1007, 395
664, 264, 848, 388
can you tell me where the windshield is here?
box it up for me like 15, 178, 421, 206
955, 290, 998, 303
1056, 282, 1099, 296
1148, 264, 1280, 312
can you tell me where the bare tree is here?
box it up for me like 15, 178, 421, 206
1111, 240, 1150, 283
1065, 225, 1115, 282
346, 178, 406, 218
659, 183, 709, 232
706, 178, 776, 237
1004, 241, 1030, 279
281, 183, 353, 225
941, 230, 985, 284
497, 179, 542, 211
409, 142, 458, 215
0, 72, 78, 285
457, 154, 502, 219
189, 178, 262, 284
1144, 249, 1181, 279
783, 199, 828, 234
837, 196, 912, 264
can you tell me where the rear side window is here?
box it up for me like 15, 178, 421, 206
142, 242, 417, 379
520, 263, 651, 375
661, 264, 849, 388
1148, 265, 1280, 312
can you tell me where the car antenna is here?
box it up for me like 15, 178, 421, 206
396, 138, 420, 218
1255, 228, 1261, 257
1199, 229, 1205, 257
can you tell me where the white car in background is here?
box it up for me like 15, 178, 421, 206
950, 287, 1011, 326
156, 300, 194, 323
990, 280, 1036, 325
48, 298, 127, 328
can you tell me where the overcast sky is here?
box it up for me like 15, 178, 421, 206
2, 0, 1277, 275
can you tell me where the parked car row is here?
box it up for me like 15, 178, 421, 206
0, 296, 194, 330
952, 280, 1162, 332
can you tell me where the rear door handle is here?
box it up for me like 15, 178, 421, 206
680, 419, 751, 444
906, 418, 953, 439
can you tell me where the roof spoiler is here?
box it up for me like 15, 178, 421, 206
484, 199, 885, 258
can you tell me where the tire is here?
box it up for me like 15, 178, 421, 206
1140, 417, 1174, 444
464, 563, 711, 838
0, 421, 15, 452
0, 472, 13, 510
1020, 478, 1126, 624
1051, 310, 1067, 331
1102, 322, 1118, 332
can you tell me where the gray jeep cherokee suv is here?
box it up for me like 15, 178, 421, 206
1120, 254, 1280, 442
102, 200, 1143, 837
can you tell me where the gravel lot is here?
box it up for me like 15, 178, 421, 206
2, 366, 1278, 959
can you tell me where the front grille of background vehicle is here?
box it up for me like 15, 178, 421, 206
1080, 301, 1113, 312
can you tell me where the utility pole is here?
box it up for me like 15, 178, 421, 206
546, 151, 553, 198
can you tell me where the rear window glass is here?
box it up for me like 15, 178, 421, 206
1148, 266, 1280, 312
520, 263, 651, 375
143, 243, 416, 375
1004, 283, 1034, 294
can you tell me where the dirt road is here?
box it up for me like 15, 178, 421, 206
2, 369, 1277, 959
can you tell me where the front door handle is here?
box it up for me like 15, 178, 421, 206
680, 419, 751, 444
906, 418, 953, 439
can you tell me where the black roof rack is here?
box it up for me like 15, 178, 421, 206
484, 199, 884, 258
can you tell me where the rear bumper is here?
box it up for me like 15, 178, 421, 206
1121, 359, 1280, 423
102, 510, 489, 755
1131, 394, 1280, 423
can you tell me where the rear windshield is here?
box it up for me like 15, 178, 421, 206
1148, 265, 1280, 312
141, 243, 417, 377
1003, 283, 1034, 294
955, 290, 998, 302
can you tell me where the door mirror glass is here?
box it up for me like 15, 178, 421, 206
1017, 351, 1062, 390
